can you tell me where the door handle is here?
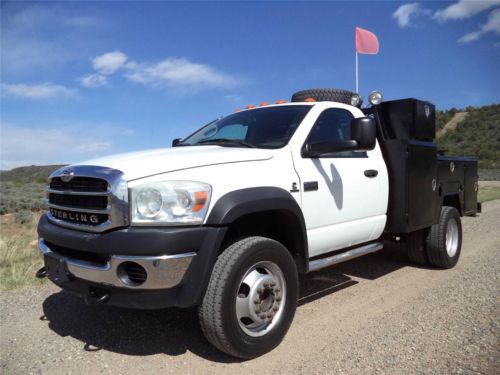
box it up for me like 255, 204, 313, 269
364, 169, 378, 178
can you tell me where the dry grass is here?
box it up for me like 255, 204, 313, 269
478, 181, 500, 203
0, 212, 46, 290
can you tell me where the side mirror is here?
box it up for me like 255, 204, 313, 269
350, 116, 376, 151
172, 138, 182, 147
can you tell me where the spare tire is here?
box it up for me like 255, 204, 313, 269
291, 88, 355, 104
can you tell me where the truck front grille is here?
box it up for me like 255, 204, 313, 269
48, 193, 108, 210
47, 166, 129, 233
50, 177, 108, 192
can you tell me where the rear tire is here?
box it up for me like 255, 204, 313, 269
426, 207, 462, 269
199, 236, 298, 359
407, 229, 429, 265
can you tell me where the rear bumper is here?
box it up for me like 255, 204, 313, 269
37, 214, 227, 309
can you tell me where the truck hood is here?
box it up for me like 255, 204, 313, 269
75, 146, 275, 181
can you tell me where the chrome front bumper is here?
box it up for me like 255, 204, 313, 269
38, 239, 196, 290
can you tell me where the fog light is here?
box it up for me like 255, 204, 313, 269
117, 261, 147, 286
368, 91, 383, 105
350, 94, 363, 107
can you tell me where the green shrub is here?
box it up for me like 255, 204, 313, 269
15, 210, 33, 224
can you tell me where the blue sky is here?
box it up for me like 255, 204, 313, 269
1, 0, 499, 170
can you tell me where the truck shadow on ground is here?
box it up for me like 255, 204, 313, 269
42, 242, 409, 363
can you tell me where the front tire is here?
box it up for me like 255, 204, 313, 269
198, 236, 298, 359
426, 207, 462, 268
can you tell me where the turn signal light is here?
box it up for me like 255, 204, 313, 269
192, 191, 208, 212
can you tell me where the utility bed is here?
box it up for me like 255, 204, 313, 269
365, 98, 479, 234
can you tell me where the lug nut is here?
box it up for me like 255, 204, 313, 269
260, 314, 266, 319
270, 281, 276, 287
274, 288, 280, 293
267, 312, 274, 318
276, 296, 282, 302
255, 308, 261, 314
263, 282, 269, 288
272, 304, 279, 311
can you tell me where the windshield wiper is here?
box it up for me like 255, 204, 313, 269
196, 138, 257, 148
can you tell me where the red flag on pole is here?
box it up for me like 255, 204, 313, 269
355, 27, 379, 55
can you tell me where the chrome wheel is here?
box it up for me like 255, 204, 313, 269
446, 218, 459, 257
235, 261, 286, 337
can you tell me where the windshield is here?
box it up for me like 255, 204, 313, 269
179, 105, 312, 149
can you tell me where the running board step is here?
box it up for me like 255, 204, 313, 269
308, 243, 383, 272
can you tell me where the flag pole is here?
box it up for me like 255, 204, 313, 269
355, 51, 359, 93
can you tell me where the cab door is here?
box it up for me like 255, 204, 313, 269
289, 104, 388, 258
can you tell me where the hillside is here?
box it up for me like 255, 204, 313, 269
436, 112, 468, 138
0, 165, 65, 184
436, 104, 500, 169
0, 165, 65, 215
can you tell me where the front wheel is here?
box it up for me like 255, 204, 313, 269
198, 236, 298, 359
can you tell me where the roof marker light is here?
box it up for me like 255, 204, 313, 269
275, 99, 287, 104
246, 105, 256, 109
235, 108, 241, 112
304, 97, 316, 102
259, 101, 269, 106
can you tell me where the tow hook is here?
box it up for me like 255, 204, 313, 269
36, 267, 47, 279
85, 289, 110, 305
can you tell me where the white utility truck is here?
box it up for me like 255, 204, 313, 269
37, 88, 480, 358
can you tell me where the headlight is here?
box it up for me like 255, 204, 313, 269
131, 181, 211, 225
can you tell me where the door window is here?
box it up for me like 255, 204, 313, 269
306, 108, 367, 157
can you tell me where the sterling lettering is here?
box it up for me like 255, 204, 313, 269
49, 208, 100, 224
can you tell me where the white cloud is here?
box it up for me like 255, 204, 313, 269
1, 82, 76, 99
75, 142, 112, 153
125, 57, 240, 90
92, 51, 129, 74
120, 129, 135, 136
82, 51, 243, 92
0, 124, 115, 169
435, 0, 500, 21
80, 73, 108, 88
459, 8, 500, 42
1, 4, 104, 74
393, 3, 428, 28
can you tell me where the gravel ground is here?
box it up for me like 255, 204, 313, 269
1, 201, 499, 374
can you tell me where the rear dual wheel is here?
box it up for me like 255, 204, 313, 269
426, 206, 462, 268
199, 236, 298, 359
407, 206, 462, 269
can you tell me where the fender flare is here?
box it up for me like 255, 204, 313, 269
206, 187, 309, 272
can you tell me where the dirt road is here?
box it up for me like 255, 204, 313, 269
1, 201, 499, 374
